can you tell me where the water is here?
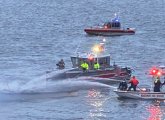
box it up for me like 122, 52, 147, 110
0, 0, 165, 119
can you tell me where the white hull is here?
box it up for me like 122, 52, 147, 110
114, 90, 165, 100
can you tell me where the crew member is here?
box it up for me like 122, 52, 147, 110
56, 59, 65, 69
80, 61, 89, 72
153, 76, 165, 92
118, 80, 128, 91
94, 62, 100, 70
128, 76, 139, 91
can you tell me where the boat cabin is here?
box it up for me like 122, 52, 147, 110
103, 16, 121, 29
104, 21, 121, 29
70, 53, 110, 69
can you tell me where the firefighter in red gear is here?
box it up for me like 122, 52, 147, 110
128, 76, 139, 91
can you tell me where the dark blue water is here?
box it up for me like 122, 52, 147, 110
0, 0, 165, 119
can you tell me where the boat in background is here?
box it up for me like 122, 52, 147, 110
50, 42, 132, 84
84, 14, 135, 36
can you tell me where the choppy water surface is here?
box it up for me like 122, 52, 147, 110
0, 0, 165, 119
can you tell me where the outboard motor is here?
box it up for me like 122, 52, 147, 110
126, 67, 132, 76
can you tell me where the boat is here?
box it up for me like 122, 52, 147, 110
114, 89, 165, 100
114, 66, 165, 100
51, 53, 132, 83
50, 43, 132, 84
84, 14, 135, 36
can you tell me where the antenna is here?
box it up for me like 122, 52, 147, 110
75, 40, 82, 55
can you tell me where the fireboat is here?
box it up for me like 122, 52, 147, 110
84, 14, 135, 36
50, 42, 132, 84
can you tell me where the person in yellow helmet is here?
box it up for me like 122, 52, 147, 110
80, 61, 89, 72
94, 62, 100, 70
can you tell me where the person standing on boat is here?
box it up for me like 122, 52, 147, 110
118, 80, 128, 91
56, 59, 65, 69
94, 62, 100, 70
128, 76, 139, 91
153, 76, 165, 92
80, 61, 89, 72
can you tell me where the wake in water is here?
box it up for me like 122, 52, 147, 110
0, 71, 116, 94
0, 69, 67, 93
45, 68, 69, 80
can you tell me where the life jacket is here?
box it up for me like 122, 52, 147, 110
130, 78, 139, 85
81, 63, 85, 68
81, 63, 88, 69
94, 63, 100, 69
85, 63, 89, 69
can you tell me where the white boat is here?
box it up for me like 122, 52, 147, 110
114, 89, 165, 100
114, 66, 165, 100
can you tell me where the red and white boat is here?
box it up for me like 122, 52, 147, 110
84, 15, 135, 36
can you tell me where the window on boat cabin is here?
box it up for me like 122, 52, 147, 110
105, 22, 111, 28
71, 57, 79, 68
111, 22, 120, 28
98, 57, 110, 67
71, 56, 110, 68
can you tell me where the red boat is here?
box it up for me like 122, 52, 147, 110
84, 15, 135, 36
